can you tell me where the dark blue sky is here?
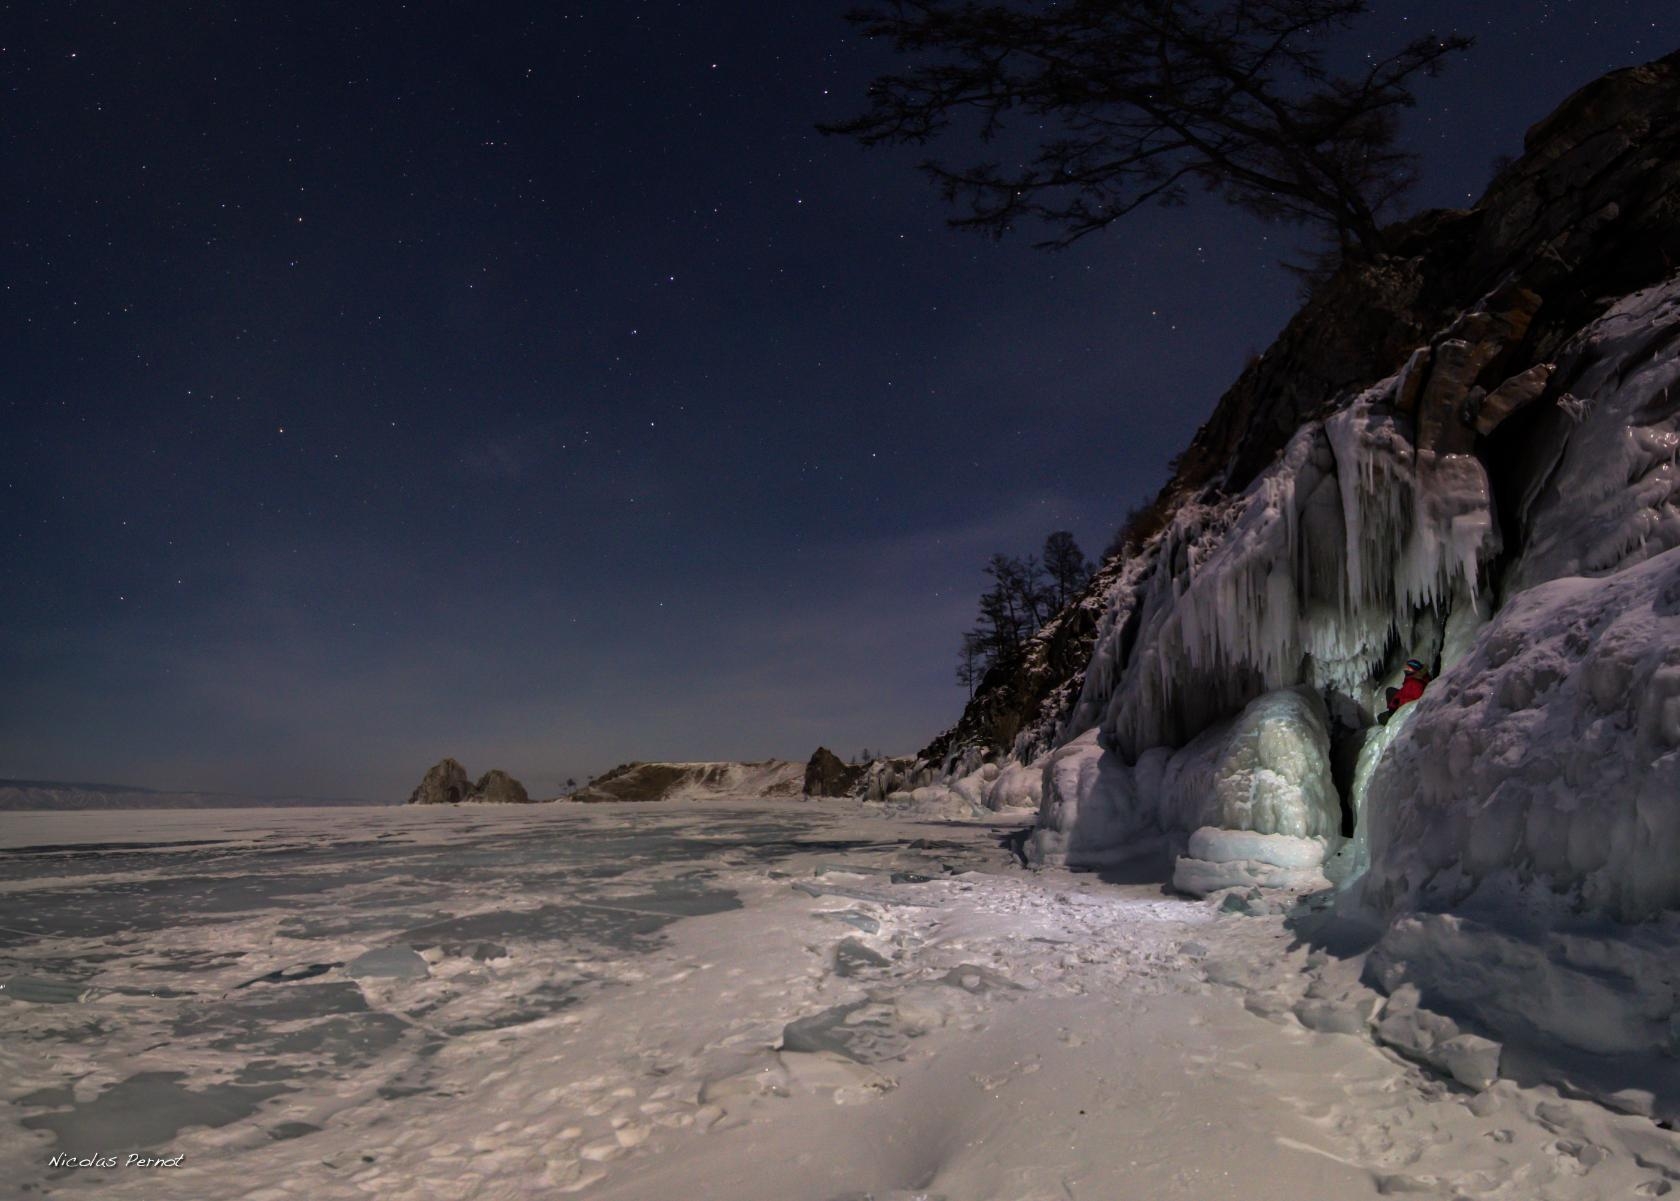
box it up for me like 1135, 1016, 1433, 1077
4, 2, 1675, 800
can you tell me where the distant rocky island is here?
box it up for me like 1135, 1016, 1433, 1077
407, 759, 534, 805
403, 757, 808, 805
0, 779, 380, 811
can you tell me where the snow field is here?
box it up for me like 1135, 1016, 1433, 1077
5, 801, 1678, 1200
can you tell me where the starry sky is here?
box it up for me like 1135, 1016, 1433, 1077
4, 2, 1675, 801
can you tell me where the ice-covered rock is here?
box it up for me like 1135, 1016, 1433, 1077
1081, 394, 1499, 763
1503, 277, 1680, 596
1360, 547, 1680, 921
982, 758, 1044, 811
1025, 730, 1148, 868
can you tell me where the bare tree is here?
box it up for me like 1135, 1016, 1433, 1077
956, 631, 986, 697
1043, 530, 1092, 609
823, 0, 1470, 258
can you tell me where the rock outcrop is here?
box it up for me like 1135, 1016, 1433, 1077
900, 51, 1680, 1116
407, 759, 534, 804
470, 769, 531, 805
803, 747, 864, 797
408, 758, 473, 805
923, 50, 1680, 781
569, 760, 803, 804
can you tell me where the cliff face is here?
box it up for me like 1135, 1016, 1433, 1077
923, 50, 1680, 780
570, 760, 804, 804
891, 53, 1680, 1113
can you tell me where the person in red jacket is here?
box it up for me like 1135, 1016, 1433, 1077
1378, 658, 1431, 724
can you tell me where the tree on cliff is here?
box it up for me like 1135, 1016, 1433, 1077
822, 0, 1470, 258
960, 551, 1054, 682
1043, 530, 1093, 608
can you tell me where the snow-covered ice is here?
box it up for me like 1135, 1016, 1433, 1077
4, 799, 1677, 1200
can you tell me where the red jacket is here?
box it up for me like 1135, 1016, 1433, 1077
1388, 674, 1429, 710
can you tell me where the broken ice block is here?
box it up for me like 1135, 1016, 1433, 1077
344, 946, 430, 980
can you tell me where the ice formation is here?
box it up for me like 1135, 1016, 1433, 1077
1171, 827, 1332, 897
1147, 687, 1341, 841
1026, 276, 1678, 899
1030, 688, 1341, 870
1504, 279, 1680, 594
980, 758, 1044, 811
1359, 547, 1680, 921
1081, 386, 1498, 762
1025, 730, 1146, 869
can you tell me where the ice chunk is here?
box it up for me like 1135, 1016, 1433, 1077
237, 963, 337, 989
1186, 827, 1326, 868
833, 938, 890, 978
1172, 856, 1329, 897
344, 945, 430, 981
779, 1001, 912, 1064
813, 910, 881, 934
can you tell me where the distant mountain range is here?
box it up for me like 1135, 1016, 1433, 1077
0, 779, 387, 811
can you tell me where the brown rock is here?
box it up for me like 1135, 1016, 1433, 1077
804, 747, 864, 797
1416, 338, 1499, 454
408, 758, 471, 805
1474, 363, 1555, 434
1392, 346, 1432, 416
470, 769, 532, 804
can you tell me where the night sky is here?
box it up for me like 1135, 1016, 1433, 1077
4, 2, 1675, 801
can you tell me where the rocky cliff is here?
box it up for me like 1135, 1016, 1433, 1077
570, 759, 804, 804
885, 52, 1680, 1113
918, 50, 1680, 790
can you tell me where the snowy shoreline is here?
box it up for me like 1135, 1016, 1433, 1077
2, 799, 1677, 1200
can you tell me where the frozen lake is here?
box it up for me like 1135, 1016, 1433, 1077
3, 800, 1675, 1200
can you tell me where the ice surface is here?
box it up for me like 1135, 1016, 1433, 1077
20, 1071, 288, 1154
2, 974, 94, 1004
4, 801, 1674, 1199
